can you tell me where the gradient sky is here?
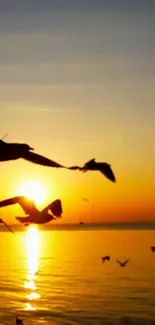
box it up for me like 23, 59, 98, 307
0, 0, 155, 224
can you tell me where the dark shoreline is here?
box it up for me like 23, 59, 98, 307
0, 222, 155, 232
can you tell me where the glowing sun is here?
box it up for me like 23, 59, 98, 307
18, 180, 47, 205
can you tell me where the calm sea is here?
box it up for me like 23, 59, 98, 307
0, 224, 155, 325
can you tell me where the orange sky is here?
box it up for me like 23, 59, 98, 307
0, 2, 155, 224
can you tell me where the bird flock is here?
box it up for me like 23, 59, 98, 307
101, 246, 155, 268
101, 256, 129, 267
0, 138, 116, 231
0, 139, 154, 325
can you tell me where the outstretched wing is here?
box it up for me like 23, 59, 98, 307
98, 163, 116, 182
42, 199, 62, 217
23, 151, 66, 168
116, 260, 121, 265
0, 218, 15, 233
0, 196, 38, 215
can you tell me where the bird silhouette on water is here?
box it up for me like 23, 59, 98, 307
101, 256, 110, 263
16, 317, 23, 325
0, 139, 67, 168
0, 196, 62, 226
70, 158, 116, 182
116, 259, 129, 267
150, 246, 155, 252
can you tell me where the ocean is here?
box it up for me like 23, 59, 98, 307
0, 224, 155, 325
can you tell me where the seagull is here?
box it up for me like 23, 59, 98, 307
16, 317, 23, 325
0, 140, 68, 168
116, 259, 129, 267
150, 246, 155, 252
69, 158, 116, 182
0, 218, 15, 233
82, 197, 89, 202
0, 196, 62, 225
101, 255, 110, 263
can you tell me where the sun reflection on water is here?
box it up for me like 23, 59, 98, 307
24, 226, 41, 311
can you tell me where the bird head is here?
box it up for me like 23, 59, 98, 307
22, 144, 34, 151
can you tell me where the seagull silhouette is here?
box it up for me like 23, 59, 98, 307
0, 140, 67, 168
150, 246, 155, 252
0, 196, 62, 225
101, 255, 110, 263
69, 158, 116, 182
116, 259, 129, 267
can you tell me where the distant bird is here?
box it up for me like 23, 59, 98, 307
0, 218, 14, 233
0, 196, 62, 225
150, 246, 155, 252
82, 197, 89, 202
116, 259, 129, 267
101, 256, 110, 263
0, 140, 67, 168
69, 158, 116, 182
16, 317, 23, 325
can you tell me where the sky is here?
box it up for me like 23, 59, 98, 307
0, 0, 155, 224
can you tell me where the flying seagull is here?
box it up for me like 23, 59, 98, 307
0, 196, 62, 225
116, 259, 129, 267
69, 158, 116, 182
101, 255, 110, 263
0, 218, 15, 233
150, 246, 155, 252
0, 140, 68, 168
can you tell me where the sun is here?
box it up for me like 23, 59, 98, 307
18, 180, 47, 205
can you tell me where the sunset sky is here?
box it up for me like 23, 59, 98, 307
0, 0, 155, 224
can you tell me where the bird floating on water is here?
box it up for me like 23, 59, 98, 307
150, 246, 155, 252
0, 139, 67, 168
116, 259, 129, 267
16, 317, 23, 325
69, 158, 116, 182
101, 256, 110, 263
0, 196, 62, 226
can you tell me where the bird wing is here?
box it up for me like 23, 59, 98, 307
98, 163, 116, 182
83, 158, 95, 167
22, 151, 66, 168
124, 259, 129, 265
0, 196, 38, 215
68, 165, 82, 170
41, 199, 62, 217
0, 218, 15, 234
116, 260, 121, 265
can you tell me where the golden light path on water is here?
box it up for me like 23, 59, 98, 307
24, 226, 41, 311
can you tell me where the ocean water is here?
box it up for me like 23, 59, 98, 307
0, 225, 155, 325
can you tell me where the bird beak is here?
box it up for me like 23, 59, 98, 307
29, 147, 34, 150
